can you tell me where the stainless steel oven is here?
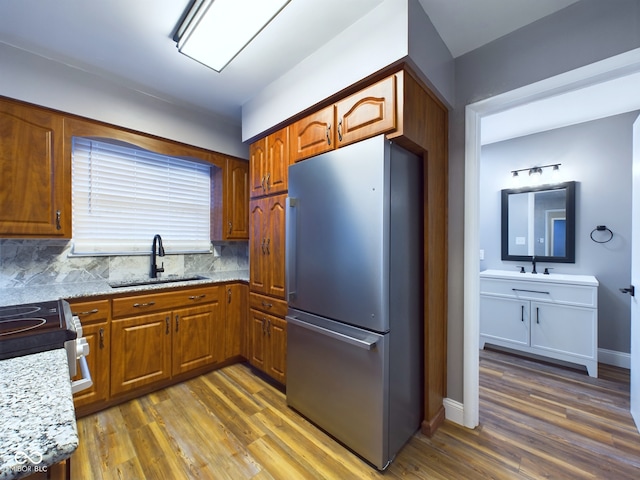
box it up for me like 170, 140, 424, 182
0, 299, 92, 393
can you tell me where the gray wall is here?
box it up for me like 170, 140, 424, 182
449, 0, 640, 402
480, 112, 637, 355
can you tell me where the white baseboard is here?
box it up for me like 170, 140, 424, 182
443, 397, 465, 426
444, 348, 630, 429
599, 348, 630, 369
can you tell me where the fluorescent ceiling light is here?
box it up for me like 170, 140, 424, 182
176, 0, 291, 72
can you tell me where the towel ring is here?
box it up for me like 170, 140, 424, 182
590, 225, 613, 243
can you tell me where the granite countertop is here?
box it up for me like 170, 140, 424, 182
0, 349, 78, 480
0, 270, 249, 307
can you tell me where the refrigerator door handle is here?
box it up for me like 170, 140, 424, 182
286, 197, 298, 301
286, 315, 378, 350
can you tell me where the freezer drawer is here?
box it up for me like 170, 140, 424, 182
286, 310, 390, 469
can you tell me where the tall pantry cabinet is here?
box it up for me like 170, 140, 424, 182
248, 65, 448, 436
248, 128, 289, 384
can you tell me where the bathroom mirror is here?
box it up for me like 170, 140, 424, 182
501, 181, 576, 263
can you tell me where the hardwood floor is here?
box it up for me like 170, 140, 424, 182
72, 351, 640, 479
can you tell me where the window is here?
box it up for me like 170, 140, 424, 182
72, 137, 211, 255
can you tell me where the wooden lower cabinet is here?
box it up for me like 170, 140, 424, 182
70, 283, 249, 416
69, 299, 110, 411
224, 283, 247, 359
110, 311, 173, 396
110, 285, 225, 397
249, 307, 287, 384
172, 303, 223, 375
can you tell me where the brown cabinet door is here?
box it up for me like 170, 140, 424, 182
266, 195, 286, 299
289, 105, 335, 162
225, 157, 250, 239
249, 308, 286, 384
72, 322, 110, 409
249, 309, 268, 371
335, 74, 397, 147
250, 198, 268, 294
265, 127, 289, 194
224, 283, 248, 359
249, 137, 267, 198
69, 299, 110, 410
110, 312, 172, 396
0, 99, 68, 237
267, 315, 287, 384
173, 303, 222, 375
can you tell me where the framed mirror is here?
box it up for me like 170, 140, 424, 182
501, 181, 576, 263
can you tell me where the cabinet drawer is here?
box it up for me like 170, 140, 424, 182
112, 286, 221, 318
250, 292, 288, 316
480, 278, 597, 308
68, 299, 110, 325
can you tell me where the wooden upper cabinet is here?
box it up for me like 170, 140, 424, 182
0, 98, 68, 237
289, 74, 397, 162
211, 155, 249, 241
224, 157, 249, 239
335, 75, 397, 148
250, 127, 289, 198
289, 105, 335, 163
249, 137, 267, 198
265, 127, 289, 195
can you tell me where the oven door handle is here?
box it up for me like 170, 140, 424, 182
71, 356, 93, 394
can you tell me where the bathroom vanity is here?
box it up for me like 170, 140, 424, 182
479, 269, 599, 377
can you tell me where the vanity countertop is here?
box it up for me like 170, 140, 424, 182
0, 349, 78, 480
480, 269, 599, 286
0, 269, 249, 307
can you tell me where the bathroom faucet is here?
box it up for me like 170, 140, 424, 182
151, 234, 165, 278
531, 255, 537, 274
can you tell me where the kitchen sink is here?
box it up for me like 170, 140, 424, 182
108, 275, 209, 288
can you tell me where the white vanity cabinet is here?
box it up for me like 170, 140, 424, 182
480, 269, 599, 377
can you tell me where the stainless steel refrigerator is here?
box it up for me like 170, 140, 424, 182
285, 134, 423, 470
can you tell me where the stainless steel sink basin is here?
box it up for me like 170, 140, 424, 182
108, 275, 208, 288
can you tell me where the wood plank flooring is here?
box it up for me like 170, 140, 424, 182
72, 351, 640, 479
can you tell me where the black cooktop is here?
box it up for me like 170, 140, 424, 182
0, 299, 77, 360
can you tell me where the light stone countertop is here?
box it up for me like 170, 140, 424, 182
0, 270, 249, 307
0, 349, 78, 480
479, 269, 598, 286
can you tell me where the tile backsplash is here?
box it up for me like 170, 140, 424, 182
0, 239, 248, 289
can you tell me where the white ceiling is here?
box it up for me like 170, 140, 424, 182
0, 0, 584, 124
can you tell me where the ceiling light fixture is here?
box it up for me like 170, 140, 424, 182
175, 0, 291, 72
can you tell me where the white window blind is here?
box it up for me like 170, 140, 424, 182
72, 137, 211, 255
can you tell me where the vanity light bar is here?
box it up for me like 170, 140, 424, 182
511, 163, 560, 177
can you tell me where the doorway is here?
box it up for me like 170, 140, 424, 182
463, 48, 640, 429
